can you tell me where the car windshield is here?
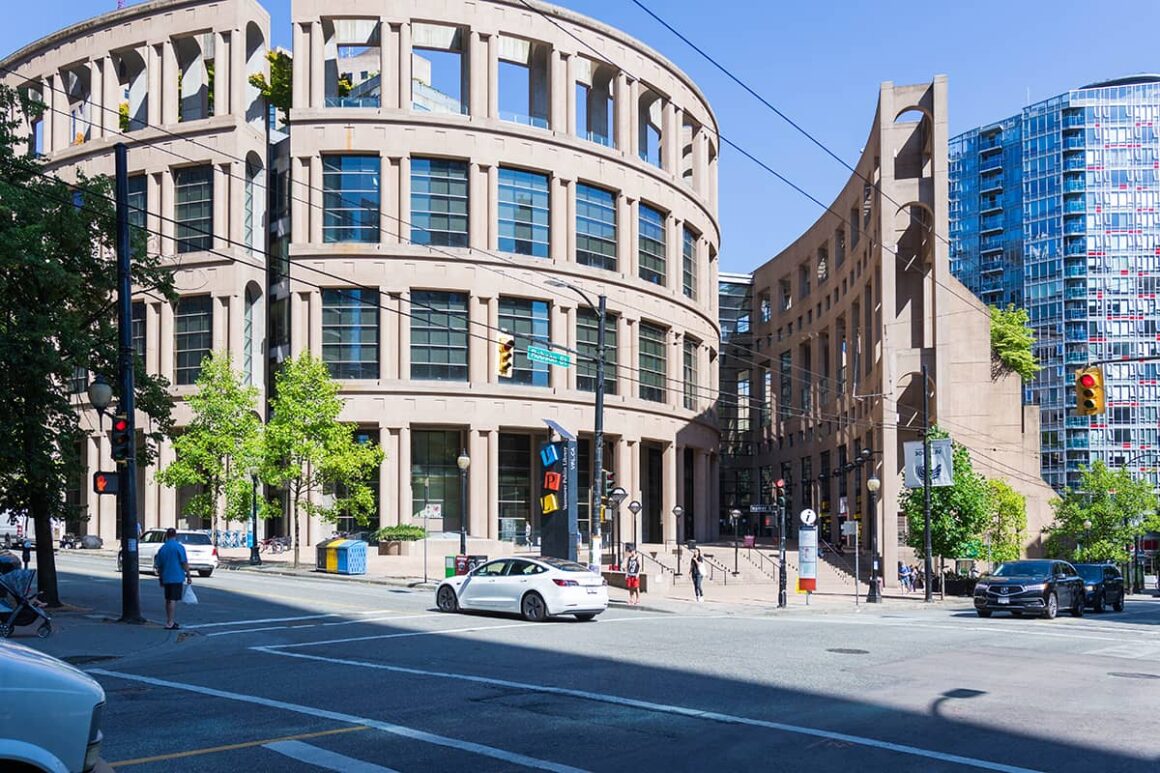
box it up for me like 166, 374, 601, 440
991, 560, 1052, 578
1074, 565, 1105, 582
537, 556, 591, 572
177, 533, 212, 546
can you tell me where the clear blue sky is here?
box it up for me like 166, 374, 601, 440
5, 1, 1160, 273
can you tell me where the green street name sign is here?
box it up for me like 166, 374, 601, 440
526, 345, 572, 368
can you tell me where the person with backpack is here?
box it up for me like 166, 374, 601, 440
624, 544, 642, 606
689, 548, 705, 602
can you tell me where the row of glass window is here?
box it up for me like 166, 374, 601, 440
169, 290, 702, 406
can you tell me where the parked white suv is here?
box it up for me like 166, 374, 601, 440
121, 530, 219, 578
0, 640, 109, 772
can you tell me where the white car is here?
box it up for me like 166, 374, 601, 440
0, 640, 109, 772
436, 556, 609, 622
122, 530, 219, 578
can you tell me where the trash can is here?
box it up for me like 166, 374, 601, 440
315, 539, 367, 575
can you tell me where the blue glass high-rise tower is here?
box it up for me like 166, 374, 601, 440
950, 76, 1160, 492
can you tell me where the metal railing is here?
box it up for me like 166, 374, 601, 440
744, 546, 778, 578
700, 554, 730, 585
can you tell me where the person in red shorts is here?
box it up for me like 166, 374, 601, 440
624, 544, 642, 605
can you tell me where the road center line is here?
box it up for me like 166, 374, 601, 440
253, 649, 1042, 773
89, 669, 586, 773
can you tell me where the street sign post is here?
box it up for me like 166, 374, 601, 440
749, 504, 775, 513
841, 520, 860, 607
527, 345, 572, 368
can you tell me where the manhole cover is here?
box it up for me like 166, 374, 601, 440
61, 655, 118, 665
827, 648, 869, 655
1108, 672, 1160, 680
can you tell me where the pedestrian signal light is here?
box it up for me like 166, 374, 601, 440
92, 471, 120, 495
1075, 366, 1105, 416
497, 332, 515, 378
111, 414, 131, 463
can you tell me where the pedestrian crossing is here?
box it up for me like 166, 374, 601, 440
263, 740, 400, 772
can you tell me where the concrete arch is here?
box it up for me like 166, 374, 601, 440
245, 21, 267, 129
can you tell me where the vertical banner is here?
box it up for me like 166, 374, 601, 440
798, 525, 817, 593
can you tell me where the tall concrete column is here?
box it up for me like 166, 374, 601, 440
310, 21, 324, 109
227, 294, 242, 358
563, 179, 576, 263
380, 156, 397, 243
292, 22, 308, 110
212, 164, 228, 251
549, 47, 566, 132
160, 168, 176, 256
628, 79, 640, 160
487, 165, 499, 251
668, 331, 682, 410
289, 291, 306, 358
626, 198, 639, 279
397, 155, 410, 244
469, 31, 486, 118
382, 428, 399, 527
549, 176, 567, 262
88, 60, 104, 141
614, 72, 629, 153
398, 22, 412, 111
231, 27, 247, 118
380, 20, 396, 110
146, 302, 162, 377
616, 194, 632, 277
381, 294, 397, 381
157, 437, 176, 528
159, 299, 175, 384
666, 214, 680, 293
550, 301, 569, 390
148, 172, 163, 256
397, 425, 412, 523
43, 75, 59, 153
565, 306, 578, 391
486, 297, 499, 383
565, 53, 577, 138
694, 450, 709, 542
214, 31, 230, 118
309, 155, 323, 243
662, 99, 676, 173
307, 290, 322, 356
147, 45, 162, 127
708, 454, 720, 541
229, 160, 245, 248
694, 129, 710, 198
212, 296, 228, 353
469, 162, 487, 249
397, 291, 411, 378
469, 429, 487, 538
468, 294, 488, 383
486, 34, 498, 118
162, 40, 178, 125
628, 439, 642, 546
709, 139, 719, 213
291, 157, 309, 243
616, 315, 631, 397
487, 429, 500, 540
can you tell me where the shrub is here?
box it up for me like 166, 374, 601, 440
373, 524, 427, 542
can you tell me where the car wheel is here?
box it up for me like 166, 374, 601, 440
1093, 592, 1105, 613
436, 585, 459, 613
521, 592, 548, 622
574, 612, 598, 622
976, 609, 992, 618
1042, 592, 1058, 619
1113, 593, 1125, 612
1070, 592, 1084, 617
198, 569, 213, 578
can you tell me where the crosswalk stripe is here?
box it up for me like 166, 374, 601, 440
264, 740, 400, 772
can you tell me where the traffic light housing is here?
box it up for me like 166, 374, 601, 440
111, 414, 131, 464
774, 478, 787, 511
497, 332, 515, 378
1075, 366, 1106, 416
603, 469, 614, 498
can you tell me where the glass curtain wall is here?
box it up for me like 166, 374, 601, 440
321, 289, 379, 379
410, 291, 469, 381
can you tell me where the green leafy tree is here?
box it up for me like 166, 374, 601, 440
156, 353, 263, 536
0, 85, 176, 605
249, 50, 293, 126
1044, 461, 1159, 563
983, 479, 1027, 564
990, 304, 1040, 381
900, 427, 992, 576
262, 354, 384, 567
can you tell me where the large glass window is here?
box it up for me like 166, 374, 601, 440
499, 298, 550, 386
683, 338, 698, 410
175, 295, 212, 385
322, 289, 379, 379
639, 204, 666, 285
334, 428, 381, 533
577, 309, 617, 395
174, 165, 212, 253
498, 433, 532, 543
323, 155, 380, 244
411, 429, 464, 533
410, 291, 468, 381
682, 227, 697, 299
411, 158, 468, 248
498, 168, 549, 257
639, 322, 667, 402
575, 183, 617, 270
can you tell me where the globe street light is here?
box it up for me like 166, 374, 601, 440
866, 475, 881, 603
457, 450, 471, 556
730, 508, 742, 575
609, 486, 627, 566
87, 375, 114, 417
672, 505, 684, 575
627, 500, 642, 549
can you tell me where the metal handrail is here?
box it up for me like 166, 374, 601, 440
745, 546, 778, 577
817, 537, 862, 587
700, 554, 729, 585
641, 550, 674, 577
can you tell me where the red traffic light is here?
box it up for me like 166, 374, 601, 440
113, 417, 129, 432
1079, 373, 1096, 388
775, 479, 785, 489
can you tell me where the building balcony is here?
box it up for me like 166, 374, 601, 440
1065, 286, 1087, 300
1064, 177, 1086, 193
1064, 238, 1086, 256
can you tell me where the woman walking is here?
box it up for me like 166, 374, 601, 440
690, 548, 705, 602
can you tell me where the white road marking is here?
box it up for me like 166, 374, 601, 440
89, 669, 586, 773
263, 740, 400, 772
1083, 643, 1160, 661
736, 615, 1138, 644
185, 611, 400, 630
252, 649, 1041, 773
205, 613, 443, 638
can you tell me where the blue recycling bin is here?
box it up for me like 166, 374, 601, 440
315, 539, 367, 575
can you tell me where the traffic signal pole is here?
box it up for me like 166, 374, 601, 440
776, 480, 787, 608
115, 143, 144, 624
922, 363, 933, 604
590, 294, 606, 571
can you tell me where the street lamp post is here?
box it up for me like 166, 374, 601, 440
609, 487, 627, 566
627, 500, 642, 550
730, 508, 741, 575
673, 506, 684, 575
866, 475, 881, 602
547, 279, 607, 571
248, 467, 261, 565
423, 477, 431, 584
457, 450, 470, 556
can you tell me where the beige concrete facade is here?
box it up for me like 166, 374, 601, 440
2, 0, 721, 549
746, 79, 1054, 586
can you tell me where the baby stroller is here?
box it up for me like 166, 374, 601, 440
0, 569, 52, 639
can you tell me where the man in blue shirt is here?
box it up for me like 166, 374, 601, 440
153, 528, 189, 630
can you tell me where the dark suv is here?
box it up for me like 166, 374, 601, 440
973, 560, 1085, 619
1073, 563, 1125, 613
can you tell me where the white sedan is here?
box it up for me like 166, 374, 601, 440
436, 556, 609, 622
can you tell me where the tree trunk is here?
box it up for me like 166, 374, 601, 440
32, 485, 61, 608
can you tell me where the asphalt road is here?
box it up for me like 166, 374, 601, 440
25, 552, 1160, 772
